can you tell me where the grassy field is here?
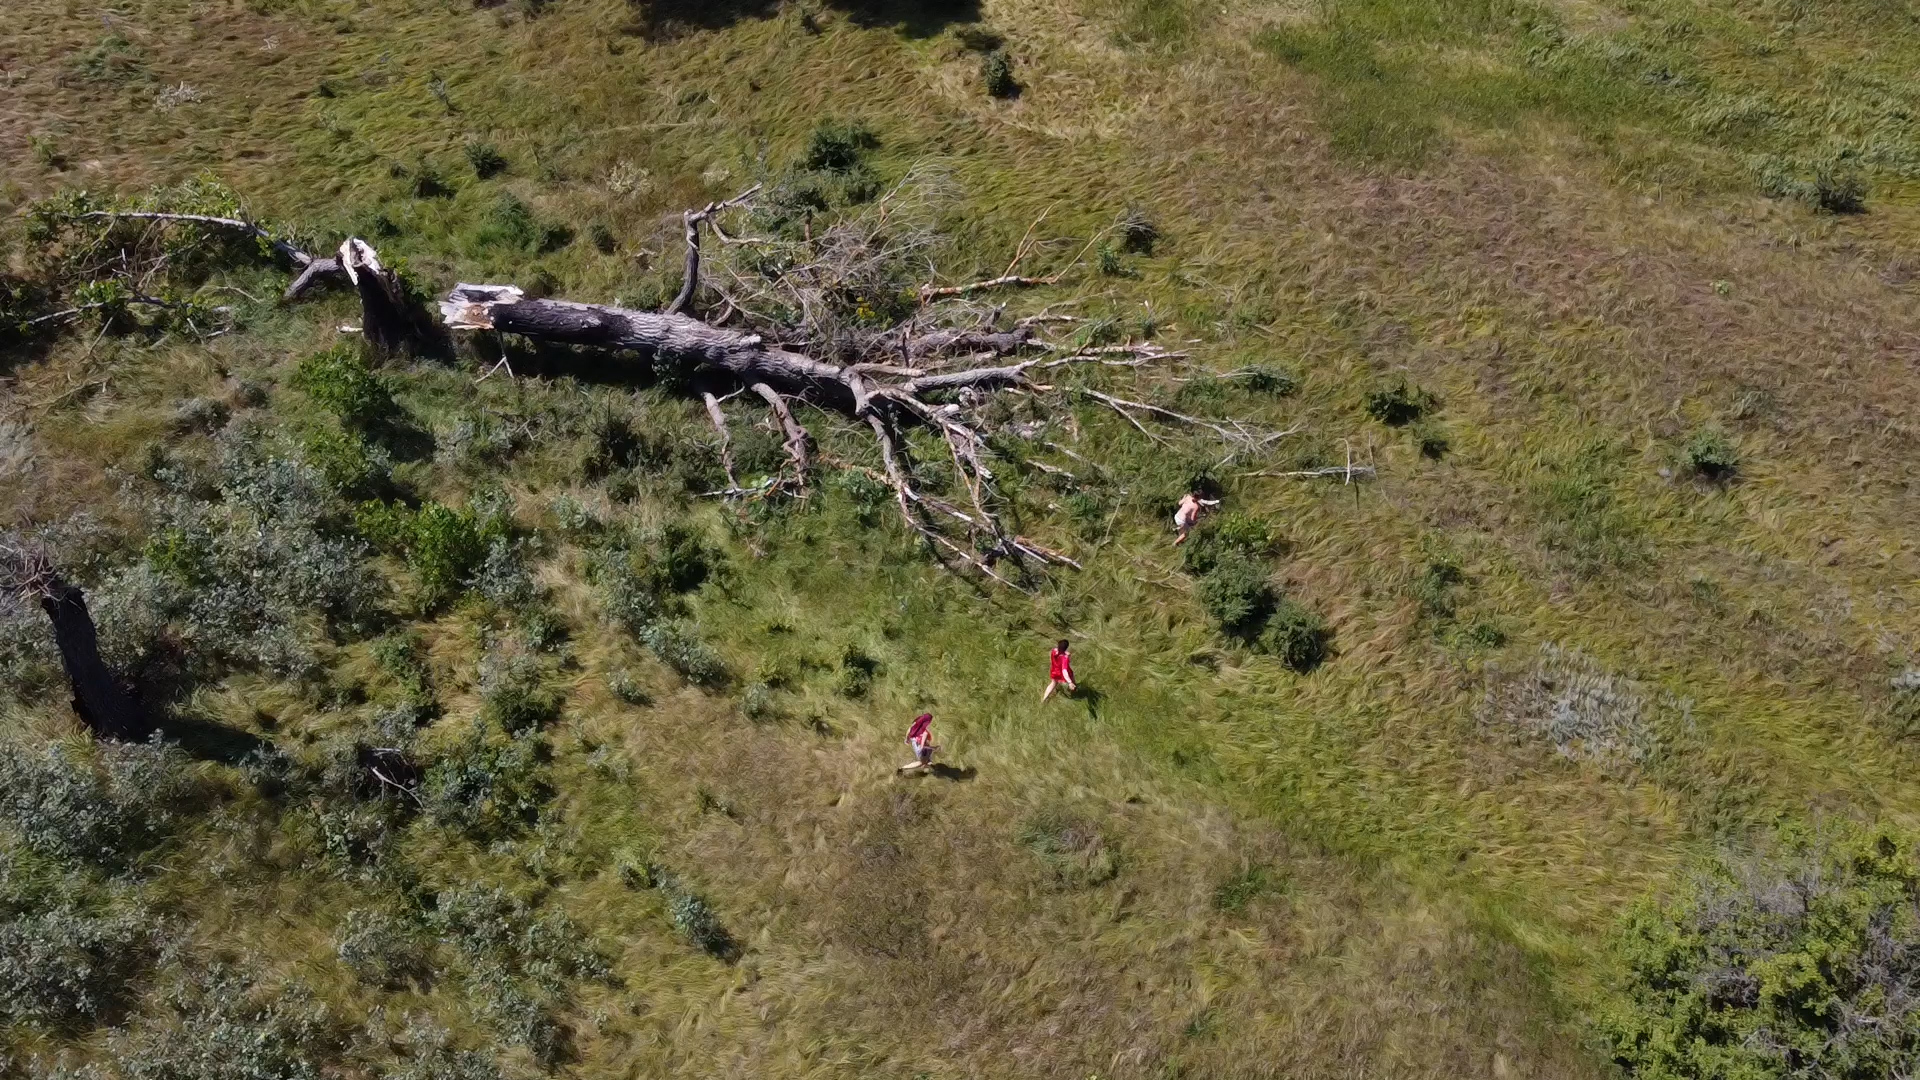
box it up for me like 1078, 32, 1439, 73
6, 0, 1920, 1076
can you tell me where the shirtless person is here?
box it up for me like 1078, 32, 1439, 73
1042, 639, 1076, 702
1173, 492, 1219, 545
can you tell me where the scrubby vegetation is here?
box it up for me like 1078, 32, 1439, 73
4, 0, 1920, 1077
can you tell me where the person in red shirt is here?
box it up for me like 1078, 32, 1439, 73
900, 712, 937, 773
1043, 639, 1076, 702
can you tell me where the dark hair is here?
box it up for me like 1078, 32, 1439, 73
1056, 639, 1070, 652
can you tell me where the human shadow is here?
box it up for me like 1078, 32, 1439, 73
928, 763, 976, 781
627, 0, 980, 40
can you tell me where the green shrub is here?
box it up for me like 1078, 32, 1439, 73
479, 653, 561, 733
1256, 599, 1332, 672
1412, 557, 1465, 621
0, 739, 192, 867
641, 621, 729, 689
1814, 169, 1867, 214
1120, 204, 1160, 254
464, 141, 507, 179
1211, 865, 1275, 914
588, 222, 617, 253
1238, 365, 1295, 395
1414, 420, 1450, 460
293, 345, 397, 431
802, 119, 879, 173
1182, 512, 1274, 575
1196, 555, 1276, 639
335, 907, 427, 989
981, 49, 1017, 98
423, 721, 549, 837
411, 503, 490, 603
0, 899, 153, 1025
301, 427, 388, 498
1682, 428, 1739, 480
473, 194, 571, 253
95, 966, 335, 1080
1363, 376, 1435, 426
1603, 824, 1920, 1079
837, 645, 880, 698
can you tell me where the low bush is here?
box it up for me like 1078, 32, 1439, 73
334, 907, 427, 989
102, 966, 337, 1080
802, 119, 880, 173
1363, 376, 1435, 426
1256, 599, 1332, 672
423, 721, 549, 837
0, 899, 153, 1025
837, 645, 879, 699
1182, 512, 1275, 575
479, 652, 561, 733
0, 739, 192, 867
105, 440, 381, 675
1120, 204, 1160, 255
642, 621, 730, 689
1814, 168, 1867, 214
357, 499, 502, 606
1682, 428, 1739, 481
464, 140, 507, 179
1604, 824, 1920, 1079
981, 49, 1017, 98
293, 345, 398, 431
1211, 865, 1275, 914
1196, 554, 1276, 640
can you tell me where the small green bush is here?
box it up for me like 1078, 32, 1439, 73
642, 621, 729, 689
293, 346, 397, 431
335, 907, 427, 989
1198, 556, 1276, 640
301, 427, 388, 498
1682, 428, 1739, 480
837, 645, 880, 698
1238, 365, 1295, 395
1211, 865, 1275, 914
981, 49, 1017, 98
1814, 169, 1866, 214
667, 886, 737, 959
0, 739, 192, 867
481, 669, 561, 734
411, 503, 490, 604
464, 140, 507, 179
473, 194, 571, 253
1363, 376, 1435, 427
1414, 420, 1450, 460
1182, 512, 1275, 576
423, 721, 549, 837
0, 900, 153, 1025
802, 119, 879, 173
1256, 599, 1332, 672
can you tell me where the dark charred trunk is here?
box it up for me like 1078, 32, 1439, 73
39, 580, 147, 742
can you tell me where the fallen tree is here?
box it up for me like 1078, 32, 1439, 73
433, 186, 1296, 588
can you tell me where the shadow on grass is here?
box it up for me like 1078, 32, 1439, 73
158, 714, 268, 765
928, 762, 976, 781
628, 0, 980, 40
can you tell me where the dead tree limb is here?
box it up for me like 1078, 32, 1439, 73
77, 210, 342, 300
701, 391, 740, 489
667, 185, 763, 317
0, 542, 146, 742
750, 382, 812, 487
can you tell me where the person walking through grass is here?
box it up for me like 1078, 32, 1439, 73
1043, 639, 1076, 702
899, 712, 937, 773
1173, 492, 1219, 545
